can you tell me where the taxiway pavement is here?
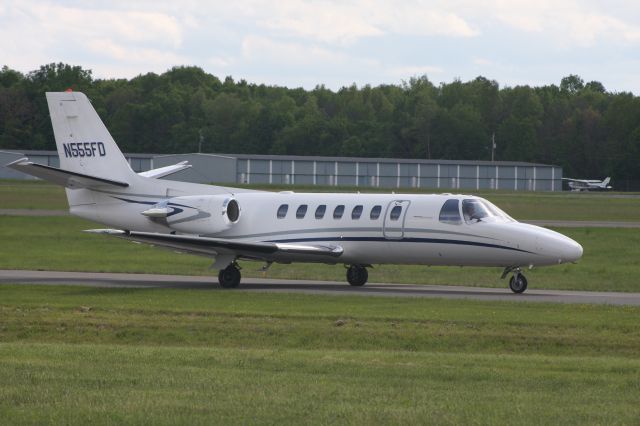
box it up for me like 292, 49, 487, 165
2, 269, 638, 306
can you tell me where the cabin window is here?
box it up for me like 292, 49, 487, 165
439, 199, 461, 224
389, 205, 402, 221
370, 205, 382, 220
315, 205, 326, 219
462, 199, 490, 223
277, 204, 288, 219
296, 204, 308, 219
333, 205, 345, 219
352, 205, 363, 219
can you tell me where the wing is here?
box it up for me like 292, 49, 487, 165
138, 161, 192, 179
85, 229, 344, 262
6, 158, 128, 188
561, 178, 589, 183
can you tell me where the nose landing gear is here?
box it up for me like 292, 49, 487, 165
501, 266, 528, 294
509, 273, 528, 293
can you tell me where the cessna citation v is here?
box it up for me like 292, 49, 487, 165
7, 91, 583, 293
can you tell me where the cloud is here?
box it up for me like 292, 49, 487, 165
207, 56, 233, 68
85, 39, 187, 66
241, 35, 354, 66
389, 65, 444, 77
1, 0, 639, 93
21, 2, 183, 48
483, 0, 640, 47
0, 0, 186, 77
260, 2, 383, 44
473, 57, 493, 66
258, 0, 478, 44
372, 5, 479, 38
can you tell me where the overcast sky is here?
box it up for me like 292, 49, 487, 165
1, 0, 639, 93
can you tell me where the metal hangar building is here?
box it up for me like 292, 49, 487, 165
1, 150, 562, 191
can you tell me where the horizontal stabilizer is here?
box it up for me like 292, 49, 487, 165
6, 158, 129, 188
85, 229, 344, 259
138, 161, 192, 179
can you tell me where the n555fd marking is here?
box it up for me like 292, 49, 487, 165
63, 142, 106, 158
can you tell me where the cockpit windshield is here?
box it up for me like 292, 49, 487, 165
462, 199, 490, 223
439, 197, 515, 225
462, 198, 515, 224
481, 199, 515, 222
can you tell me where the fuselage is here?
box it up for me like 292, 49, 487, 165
70, 176, 583, 269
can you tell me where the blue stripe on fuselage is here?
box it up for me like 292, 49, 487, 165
268, 236, 532, 253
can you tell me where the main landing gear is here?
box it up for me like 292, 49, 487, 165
502, 266, 528, 294
346, 264, 368, 286
218, 263, 241, 288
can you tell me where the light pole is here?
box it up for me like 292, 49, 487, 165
491, 132, 496, 162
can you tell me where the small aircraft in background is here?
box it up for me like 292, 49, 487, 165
6, 91, 584, 294
562, 177, 612, 192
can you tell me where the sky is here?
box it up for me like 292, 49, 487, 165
1, 0, 639, 93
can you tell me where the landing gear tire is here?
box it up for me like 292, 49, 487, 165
218, 264, 241, 288
346, 265, 368, 287
509, 273, 528, 294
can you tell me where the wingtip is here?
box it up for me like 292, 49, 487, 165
84, 229, 126, 235
5, 157, 31, 168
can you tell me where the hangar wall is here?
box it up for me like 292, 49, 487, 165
1, 150, 563, 191
232, 154, 562, 191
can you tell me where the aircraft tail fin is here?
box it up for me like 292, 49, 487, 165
46, 91, 136, 184
602, 177, 611, 186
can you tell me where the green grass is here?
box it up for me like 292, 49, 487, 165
485, 192, 640, 221
1, 285, 639, 424
2, 179, 640, 221
1, 215, 639, 292
3, 185, 639, 424
0, 180, 68, 210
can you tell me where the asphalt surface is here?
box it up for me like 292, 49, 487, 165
2, 269, 639, 306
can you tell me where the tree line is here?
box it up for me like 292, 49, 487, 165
1, 63, 639, 187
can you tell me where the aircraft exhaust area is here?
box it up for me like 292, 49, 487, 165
2, 269, 640, 306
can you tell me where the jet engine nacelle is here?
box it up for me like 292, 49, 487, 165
143, 195, 240, 235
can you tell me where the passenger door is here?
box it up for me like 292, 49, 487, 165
383, 200, 410, 239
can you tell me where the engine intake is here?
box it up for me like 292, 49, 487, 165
143, 195, 240, 235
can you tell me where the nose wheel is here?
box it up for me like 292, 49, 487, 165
509, 273, 528, 293
502, 266, 528, 294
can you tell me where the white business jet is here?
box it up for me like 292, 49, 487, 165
7, 91, 583, 293
563, 177, 612, 191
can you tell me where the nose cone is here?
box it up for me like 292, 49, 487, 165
563, 238, 583, 263
516, 223, 584, 265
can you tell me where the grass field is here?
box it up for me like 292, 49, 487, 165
2, 179, 640, 221
1, 215, 639, 292
0, 180, 68, 210
2, 182, 640, 423
1, 285, 639, 424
